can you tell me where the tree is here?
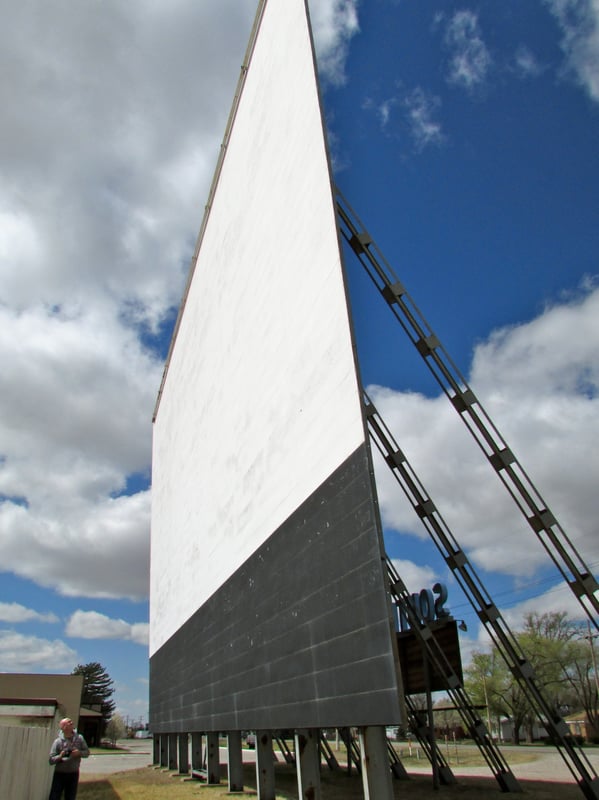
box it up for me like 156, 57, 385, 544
518, 612, 599, 727
517, 612, 575, 741
105, 713, 126, 746
520, 613, 574, 705
490, 665, 531, 744
465, 612, 599, 744
561, 635, 599, 737
433, 697, 466, 740
464, 650, 505, 740
465, 649, 532, 744
73, 661, 116, 732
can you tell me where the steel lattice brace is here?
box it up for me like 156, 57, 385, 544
403, 683, 456, 785
367, 396, 599, 800
402, 699, 455, 785
384, 556, 521, 792
335, 187, 599, 629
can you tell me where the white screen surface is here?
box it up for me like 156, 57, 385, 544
150, 0, 366, 655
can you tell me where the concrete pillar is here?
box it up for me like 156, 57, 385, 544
152, 735, 160, 765
206, 732, 221, 785
159, 733, 168, 768
255, 730, 276, 800
359, 726, 393, 800
191, 732, 203, 775
227, 730, 244, 793
168, 733, 178, 771
178, 732, 189, 774
295, 728, 321, 800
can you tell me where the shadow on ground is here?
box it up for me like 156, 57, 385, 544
259, 763, 589, 800
78, 778, 121, 799
79, 763, 588, 800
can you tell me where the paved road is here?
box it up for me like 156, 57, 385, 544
406, 745, 599, 784
81, 739, 258, 776
81, 738, 599, 787
80, 739, 153, 775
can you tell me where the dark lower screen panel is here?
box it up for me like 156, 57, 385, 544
150, 443, 402, 733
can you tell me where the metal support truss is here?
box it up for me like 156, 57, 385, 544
340, 721, 448, 782
404, 694, 455, 785
336, 187, 599, 630
338, 727, 362, 774
384, 738, 410, 780
367, 395, 599, 800
385, 556, 522, 793
319, 734, 341, 771
273, 734, 295, 764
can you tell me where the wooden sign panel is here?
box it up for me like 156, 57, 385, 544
396, 620, 464, 695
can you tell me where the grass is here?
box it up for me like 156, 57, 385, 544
79, 766, 269, 799
78, 765, 589, 800
390, 741, 539, 767
78, 750, 585, 800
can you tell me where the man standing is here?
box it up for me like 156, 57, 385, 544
48, 717, 89, 800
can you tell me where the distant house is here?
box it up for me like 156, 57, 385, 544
564, 710, 599, 742
78, 704, 104, 746
498, 711, 599, 744
498, 717, 548, 743
0, 696, 59, 727
0, 671, 104, 744
0, 673, 84, 725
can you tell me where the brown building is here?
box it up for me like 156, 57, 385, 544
0, 673, 84, 725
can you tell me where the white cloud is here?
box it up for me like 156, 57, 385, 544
0, 0, 360, 604
66, 610, 149, 646
0, 0, 358, 323
130, 624, 151, 647
0, 0, 359, 724
444, 10, 491, 90
459, 579, 595, 666
513, 45, 544, 78
378, 98, 396, 129
361, 88, 444, 151
545, 0, 599, 102
0, 630, 77, 672
0, 1, 256, 327
390, 559, 440, 594
403, 88, 445, 150
0, 211, 42, 271
0, 602, 58, 624
309, 0, 360, 86
0, 307, 161, 486
0, 492, 151, 600
370, 285, 599, 584
501, 581, 593, 630
66, 611, 129, 640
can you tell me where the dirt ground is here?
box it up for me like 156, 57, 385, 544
264, 762, 589, 799
79, 759, 594, 800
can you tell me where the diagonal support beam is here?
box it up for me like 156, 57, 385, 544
336, 186, 599, 630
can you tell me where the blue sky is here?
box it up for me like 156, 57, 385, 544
1, 0, 598, 724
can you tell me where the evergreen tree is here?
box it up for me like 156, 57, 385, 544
73, 661, 116, 730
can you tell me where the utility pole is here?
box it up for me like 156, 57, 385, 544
482, 673, 493, 741
586, 620, 599, 699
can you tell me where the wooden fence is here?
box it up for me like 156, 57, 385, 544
0, 724, 56, 800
